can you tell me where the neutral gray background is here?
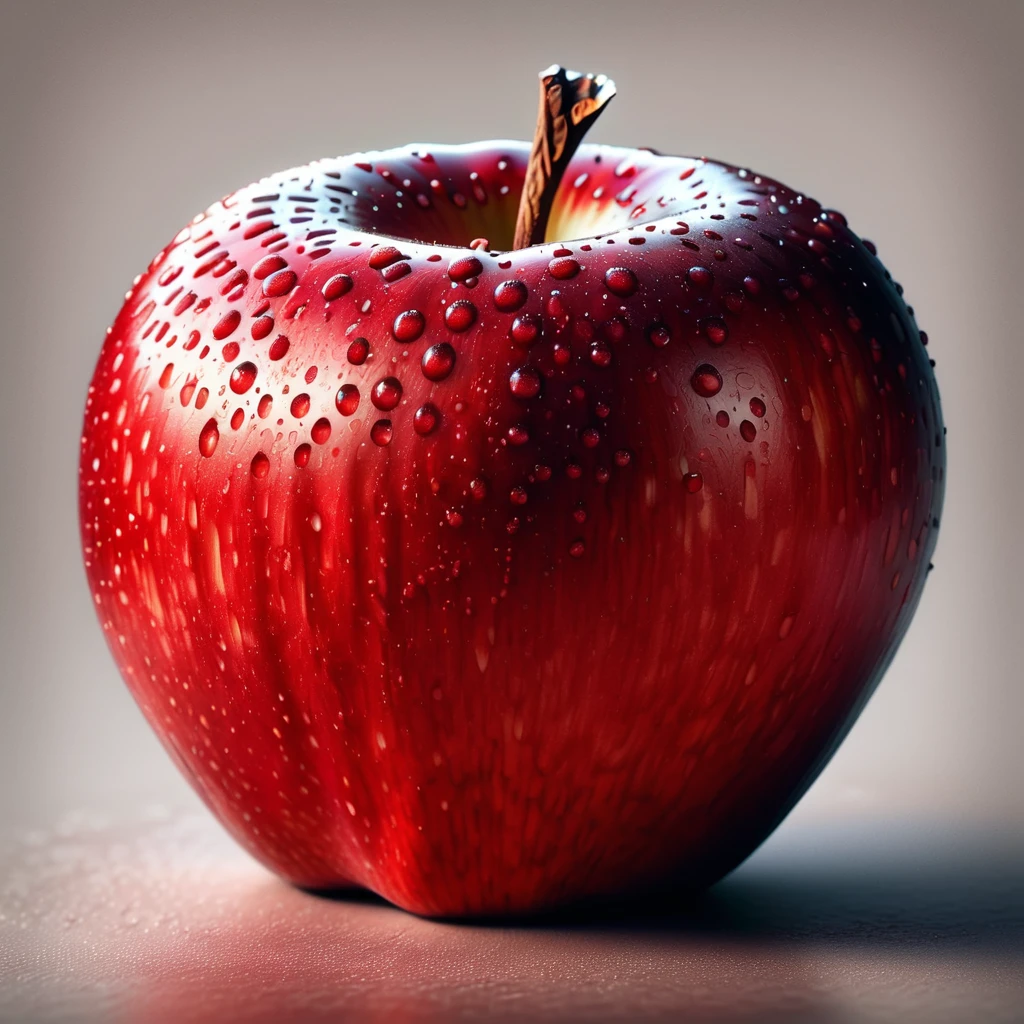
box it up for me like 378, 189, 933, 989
0, 0, 1020, 831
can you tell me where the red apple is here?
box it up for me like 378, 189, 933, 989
79, 67, 944, 916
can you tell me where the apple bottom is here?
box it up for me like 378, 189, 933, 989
127, 518, 918, 918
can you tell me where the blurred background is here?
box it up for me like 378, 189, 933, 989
0, 0, 1020, 833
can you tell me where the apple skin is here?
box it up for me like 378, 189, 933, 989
80, 140, 944, 917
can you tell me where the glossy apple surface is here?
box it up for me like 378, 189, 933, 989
80, 140, 944, 916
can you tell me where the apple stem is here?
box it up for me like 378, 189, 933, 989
512, 65, 616, 250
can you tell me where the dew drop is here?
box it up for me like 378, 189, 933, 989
252, 315, 274, 340
253, 255, 287, 280
368, 245, 404, 270
604, 266, 637, 296
393, 310, 425, 342
258, 394, 273, 418
445, 300, 477, 332
687, 266, 714, 292
684, 471, 704, 492
250, 452, 270, 478
322, 274, 353, 301
568, 539, 585, 558
493, 280, 528, 312
212, 310, 241, 340
691, 364, 723, 397
158, 363, 174, 389
414, 403, 439, 435
740, 420, 757, 442
589, 340, 612, 367
716, 410, 730, 427
263, 269, 297, 297
198, 418, 219, 457
509, 366, 542, 399
371, 419, 393, 445
347, 337, 369, 364
294, 443, 311, 467
311, 417, 332, 444
372, 377, 403, 410
507, 423, 529, 446
647, 323, 671, 348
269, 335, 290, 360
336, 384, 360, 415
420, 343, 456, 382
750, 397, 766, 417
290, 393, 311, 418
448, 256, 483, 281
230, 361, 257, 394
511, 315, 539, 346
549, 256, 581, 280
702, 317, 728, 345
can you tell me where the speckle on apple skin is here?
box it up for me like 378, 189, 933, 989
79, 138, 944, 917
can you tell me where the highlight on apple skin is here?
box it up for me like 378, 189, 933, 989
79, 68, 944, 917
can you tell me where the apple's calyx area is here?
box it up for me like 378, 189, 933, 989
80, 68, 944, 917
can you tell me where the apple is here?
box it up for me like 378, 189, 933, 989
79, 67, 944, 917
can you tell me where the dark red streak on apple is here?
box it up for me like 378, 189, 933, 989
79, 83, 944, 916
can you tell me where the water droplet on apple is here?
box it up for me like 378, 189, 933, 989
445, 300, 477, 332
250, 452, 270, 478
368, 245, 404, 270
258, 394, 273, 418
511, 315, 539, 346
691, 364, 723, 397
647, 323, 671, 348
311, 417, 332, 444
702, 317, 728, 345
493, 280, 528, 312
422, 343, 456, 381
322, 274, 353, 301
590, 340, 612, 367
347, 337, 369, 364
448, 256, 483, 282
294, 443, 311, 467
336, 384, 360, 415
252, 315, 274, 340
684, 471, 704, 492
253, 254, 287, 280
509, 366, 542, 399
371, 377, 403, 410
263, 269, 297, 297
750, 397, 766, 417
269, 335, 290, 360
212, 310, 241, 340
414, 403, 439, 435
507, 423, 529, 446
393, 310, 425, 342
198, 419, 219, 457
548, 256, 580, 280
604, 266, 637, 296
371, 419, 393, 446
740, 419, 757, 442
687, 266, 714, 292
568, 539, 585, 558
229, 361, 257, 394
716, 410, 730, 427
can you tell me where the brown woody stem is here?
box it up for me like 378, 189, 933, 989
512, 65, 616, 250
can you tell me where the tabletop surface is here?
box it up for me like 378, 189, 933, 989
1, 811, 1021, 1023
